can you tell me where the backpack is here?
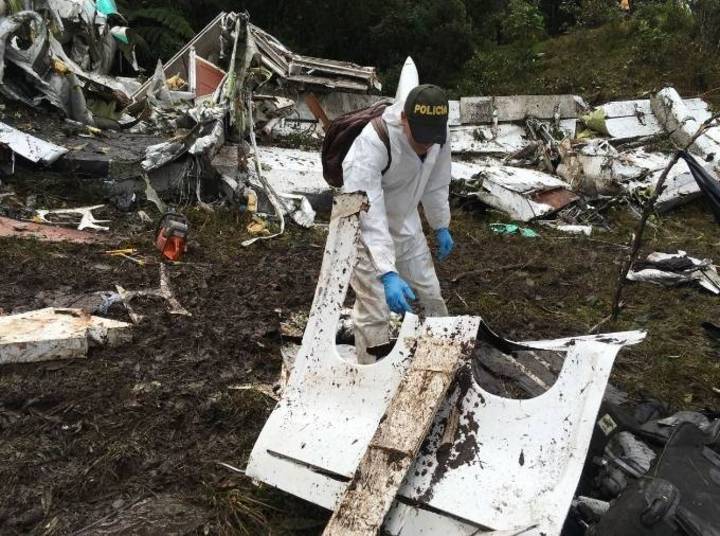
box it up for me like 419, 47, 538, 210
321, 101, 393, 187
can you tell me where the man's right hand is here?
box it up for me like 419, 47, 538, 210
381, 272, 416, 314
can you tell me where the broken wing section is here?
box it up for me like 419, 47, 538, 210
386, 330, 645, 536
245, 196, 645, 536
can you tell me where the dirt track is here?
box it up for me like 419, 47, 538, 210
1, 188, 719, 534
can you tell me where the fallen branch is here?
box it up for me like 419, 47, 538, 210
609, 112, 720, 321
116, 264, 191, 324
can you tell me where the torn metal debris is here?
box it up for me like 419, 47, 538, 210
4, 0, 717, 238
33, 205, 111, 231
453, 161, 578, 222
131, 12, 381, 105
0, 121, 68, 165
627, 251, 720, 295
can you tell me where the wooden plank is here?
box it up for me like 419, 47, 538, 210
323, 333, 474, 536
304, 93, 331, 130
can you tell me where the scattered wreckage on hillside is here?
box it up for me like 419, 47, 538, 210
2, 5, 720, 536
2, 3, 720, 240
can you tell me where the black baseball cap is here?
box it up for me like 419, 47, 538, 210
403, 84, 449, 145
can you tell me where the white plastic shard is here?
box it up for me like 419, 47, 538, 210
247, 193, 646, 535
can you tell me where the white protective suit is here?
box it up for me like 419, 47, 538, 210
342, 101, 451, 363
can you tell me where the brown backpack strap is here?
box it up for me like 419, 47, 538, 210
370, 116, 392, 175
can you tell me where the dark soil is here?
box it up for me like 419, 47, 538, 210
1, 184, 719, 534
0, 203, 330, 535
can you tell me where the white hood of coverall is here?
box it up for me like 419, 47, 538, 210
342, 99, 452, 276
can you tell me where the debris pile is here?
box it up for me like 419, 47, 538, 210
2, 5, 720, 536
3, 4, 719, 240
0, 5, 381, 234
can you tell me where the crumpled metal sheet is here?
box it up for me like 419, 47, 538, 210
557, 140, 706, 211
0, 10, 130, 126
452, 161, 577, 221
652, 87, 720, 165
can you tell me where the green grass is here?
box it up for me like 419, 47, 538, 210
442, 200, 720, 409
458, 21, 720, 107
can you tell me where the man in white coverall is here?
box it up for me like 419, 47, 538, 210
342, 84, 454, 364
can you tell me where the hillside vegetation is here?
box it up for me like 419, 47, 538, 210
119, 0, 720, 102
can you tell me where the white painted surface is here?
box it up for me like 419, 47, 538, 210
255, 146, 329, 197
0, 121, 68, 165
395, 57, 419, 103
451, 119, 576, 155
246, 193, 645, 535
0, 308, 132, 365
651, 88, 720, 162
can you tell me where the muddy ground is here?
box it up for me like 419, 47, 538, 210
1, 175, 719, 534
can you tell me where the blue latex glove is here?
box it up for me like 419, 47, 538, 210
381, 272, 416, 314
435, 228, 454, 261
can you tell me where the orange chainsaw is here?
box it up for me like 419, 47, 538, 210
155, 212, 189, 262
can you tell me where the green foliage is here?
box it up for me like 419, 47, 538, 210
631, 1, 694, 67
501, 0, 546, 43
116, 3, 196, 65
458, 44, 538, 95
693, 0, 720, 51
123, 0, 720, 102
368, 0, 476, 86
560, 0, 622, 28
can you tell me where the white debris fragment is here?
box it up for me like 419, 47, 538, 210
541, 222, 593, 236
116, 264, 192, 324
628, 251, 720, 295
0, 308, 132, 365
0, 121, 68, 165
247, 192, 646, 536
453, 161, 578, 222
651, 87, 720, 164
34, 205, 111, 232
255, 146, 329, 199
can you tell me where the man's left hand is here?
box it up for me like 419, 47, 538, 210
435, 228, 454, 261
